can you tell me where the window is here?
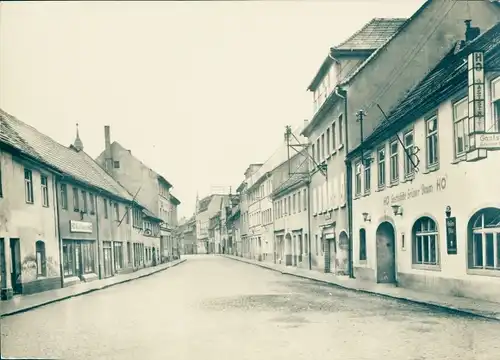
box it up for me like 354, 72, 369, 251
81, 242, 95, 274
284, 198, 287, 215
426, 115, 439, 168
326, 128, 331, 155
103, 199, 108, 218
288, 196, 291, 215
359, 229, 367, 261
338, 114, 343, 145
321, 134, 325, 160
364, 161, 371, 194
389, 140, 399, 183
316, 139, 320, 160
0, 157, 2, 197
297, 191, 301, 213
412, 217, 439, 266
62, 241, 75, 276
311, 143, 316, 163
89, 193, 95, 214
453, 97, 469, 157
24, 169, 34, 203
303, 189, 307, 210
114, 202, 119, 220
491, 78, 500, 132
36, 241, 46, 277
73, 187, 79, 211
403, 130, 415, 178
60, 184, 68, 209
377, 147, 386, 188
113, 161, 120, 168
114, 242, 123, 270
82, 190, 88, 213
125, 206, 130, 224
354, 161, 362, 196
468, 207, 500, 270
293, 194, 296, 214
41, 175, 49, 207
332, 121, 337, 151
127, 242, 132, 264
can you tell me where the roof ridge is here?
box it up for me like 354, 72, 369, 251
333, 17, 407, 50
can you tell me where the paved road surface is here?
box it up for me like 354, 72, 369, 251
2, 255, 500, 360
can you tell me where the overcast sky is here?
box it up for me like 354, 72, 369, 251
0, 0, 423, 219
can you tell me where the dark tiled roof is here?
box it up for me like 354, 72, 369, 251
350, 21, 500, 156
0, 112, 43, 161
170, 194, 180, 206
198, 195, 213, 213
1, 109, 132, 201
272, 174, 308, 199
334, 18, 407, 51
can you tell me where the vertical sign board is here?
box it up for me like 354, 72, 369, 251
467, 52, 485, 150
446, 217, 457, 255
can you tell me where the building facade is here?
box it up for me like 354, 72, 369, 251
95, 126, 180, 263
348, 22, 500, 302
196, 194, 230, 254
301, 1, 500, 276
178, 216, 197, 255
0, 114, 62, 299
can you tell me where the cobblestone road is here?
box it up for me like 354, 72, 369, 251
2, 255, 500, 360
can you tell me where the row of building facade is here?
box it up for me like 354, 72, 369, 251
0, 111, 180, 300
202, 0, 500, 304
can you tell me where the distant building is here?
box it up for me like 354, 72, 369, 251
177, 216, 196, 255
195, 194, 230, 254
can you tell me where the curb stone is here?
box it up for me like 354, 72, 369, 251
1, 259, 187, 318
222, 255, 500, 322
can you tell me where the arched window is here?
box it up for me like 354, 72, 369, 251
468, 207, 500, 270
412, 217, 439, 265
35, 241, 46, 277
359, 228, 367, 261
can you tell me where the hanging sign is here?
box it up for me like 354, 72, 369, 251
467, 52, 485, 150
446, 217, 457, 255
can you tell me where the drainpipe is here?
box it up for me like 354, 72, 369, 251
54, 176, 65, 288
307, 178, 312, 271
336, 86, 354, 279
95, 190, 103, 280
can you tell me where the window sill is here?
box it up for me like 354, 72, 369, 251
42, 204, 49, 208
354, 194, 362, 200
331, 149, 337, 156
388, 181, 399, 188
375, 186, 385, 192
422, 164, 440, 174
467, 268, 500, 277
340, 203, 346, 209
363, 191, 371, 197
313, 213, 318, 217
334, 206, 339, 211
337, 144, 344, 151
358, 259, 368, 265
402, 174, 415, 183
412, 264, 441, 272
26, 201, 34, 205
451, 155, 466, 165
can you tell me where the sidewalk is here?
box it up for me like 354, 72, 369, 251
0, 259, 186, 317
222, 255, 500, 322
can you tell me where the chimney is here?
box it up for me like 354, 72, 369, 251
465, 20, 481, 43
104, 125, 113, 172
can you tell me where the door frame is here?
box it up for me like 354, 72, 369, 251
375, 221, 397, 283
10, 238, 22, 294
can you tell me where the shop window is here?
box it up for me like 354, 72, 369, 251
468, 207, 500, 270
62, 240, 75, 277
114, 242, 123, 270
81, 242, 95, 274
412, 217, 439, 266
359, 229, 367, 261
35, 241, 46, 277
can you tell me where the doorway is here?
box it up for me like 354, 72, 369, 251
375, 222, 396, 283
103, 241, 113, 278
10, 238, 22, 294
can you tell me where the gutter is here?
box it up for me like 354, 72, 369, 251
336, 87, 354, 279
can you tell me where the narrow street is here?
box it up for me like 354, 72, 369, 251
2, 256, 500, 360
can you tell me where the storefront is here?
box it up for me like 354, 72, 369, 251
102, 241, 113, 278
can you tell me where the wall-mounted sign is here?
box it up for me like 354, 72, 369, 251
475, 132, 500, 150
382, 174, 447, 206
446, 217, 457, 255
70, 220, 93, 233
467, 51, 486, 149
